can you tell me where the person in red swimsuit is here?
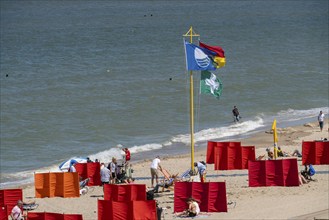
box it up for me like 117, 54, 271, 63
123, 148, 131, 163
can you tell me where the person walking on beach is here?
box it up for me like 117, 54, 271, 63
318, 111, 325, 132
150, 156, 162, 188
232, 106, 240, 122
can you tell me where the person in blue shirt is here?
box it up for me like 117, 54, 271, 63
194, 161, 207, 183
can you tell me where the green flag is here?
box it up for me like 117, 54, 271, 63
200, 71, 223, 99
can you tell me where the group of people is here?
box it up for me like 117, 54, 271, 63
150, 156, 207, 187
148, 156, 204, 218
100, 148, 132, 185
257, 146, 302, 160
67, 148, 132, 188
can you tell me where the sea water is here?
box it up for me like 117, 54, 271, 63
1, 1, 328, 188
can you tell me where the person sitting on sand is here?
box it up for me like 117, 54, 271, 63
301, 165, 316, 181
176, 197, 200, 217
277, 147, 286, 157
278, 147, 302, 157
266, 148, 274, 160
299, 173, 309, 185
79, 177, 90, 195
79, 177, 90, 188
11, 200, 26, 220
123, 177, 135, 184
291, 149, 302, 157
256, 154, 266, 160
277, 147, 302, 158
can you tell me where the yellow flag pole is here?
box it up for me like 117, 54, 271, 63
272, 119, 278, 159
183, 26, 200, 171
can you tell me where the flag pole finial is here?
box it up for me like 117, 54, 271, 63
183, 26, 200, 43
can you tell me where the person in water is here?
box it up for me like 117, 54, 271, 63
232, 106, 240, 122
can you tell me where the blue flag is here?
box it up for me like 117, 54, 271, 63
184, 41, 216, 71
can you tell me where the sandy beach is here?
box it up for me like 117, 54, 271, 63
15, 120, 329, 220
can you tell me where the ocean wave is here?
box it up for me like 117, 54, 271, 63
171, 116, 265, 145
276, 107, 328, 122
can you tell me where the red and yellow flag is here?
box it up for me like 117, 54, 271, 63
199, 41, 226, 68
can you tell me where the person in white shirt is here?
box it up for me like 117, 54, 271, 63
318, 111, 325, 132
11, 200, 26, 220
150, 156, 162, 187
100, 163, 111, 185
69, 162, 77, 172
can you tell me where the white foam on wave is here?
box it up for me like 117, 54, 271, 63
0, 163, 63, 189
89, 143, 163, 164
171, 116, 265, 145
277, 107, 328, 122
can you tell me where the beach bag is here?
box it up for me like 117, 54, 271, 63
309, 164, 315, 176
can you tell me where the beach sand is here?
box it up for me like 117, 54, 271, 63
17, 120, 328, 219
